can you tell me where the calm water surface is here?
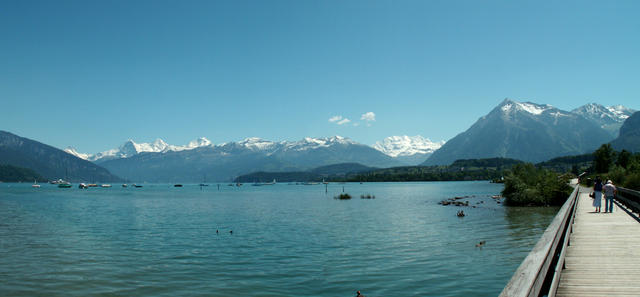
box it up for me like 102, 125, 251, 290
0, 182, 557, 296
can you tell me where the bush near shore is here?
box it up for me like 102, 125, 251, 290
502, 163, 573, 206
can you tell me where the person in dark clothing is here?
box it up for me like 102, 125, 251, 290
593, 176, 603, 213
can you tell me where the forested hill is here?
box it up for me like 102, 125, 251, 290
0, 164, 45, 182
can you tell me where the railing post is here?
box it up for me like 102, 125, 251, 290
499, 186, 579, 297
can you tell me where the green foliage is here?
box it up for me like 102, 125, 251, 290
450, 158, 523, 169
335, 193, 352, 200
616, 150, 632, 169
0, 164, 45, 182
580, 147, 640, 191
537, 153, 593, 175
624, 172, 640, 190
502, 163, 573, 206
607, 165, 627, 186
593, 144, 615, 173
341, 158, 522, 182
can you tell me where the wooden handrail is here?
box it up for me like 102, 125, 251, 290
616, 187, 640, 214
499, 186, 580, 297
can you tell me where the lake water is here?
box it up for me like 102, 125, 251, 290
0, 181, 557, 296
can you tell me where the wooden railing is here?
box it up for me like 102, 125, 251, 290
499, 186, 580, 297
615, 187, 640, 215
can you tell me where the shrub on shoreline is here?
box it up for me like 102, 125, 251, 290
502, 163, 572, 206
335, 193, 352, 200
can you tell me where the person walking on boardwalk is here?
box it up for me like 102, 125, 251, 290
603, 180, 617, 213
592, 176, 603, 213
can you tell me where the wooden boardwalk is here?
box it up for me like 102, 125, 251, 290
555, 187, 640, 297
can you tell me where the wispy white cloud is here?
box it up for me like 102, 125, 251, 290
337, 118, 351, 125
329, 115, 351, 125
360, 112, 376, 126
328, 115, 343, 123
353, 122, 360, 127
361, 112, 376, 122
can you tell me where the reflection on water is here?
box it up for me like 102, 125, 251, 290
0, 182, 558, 297
505, 206, 560, 235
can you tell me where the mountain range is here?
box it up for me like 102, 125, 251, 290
2, 99, 635, 182
97, 136, 402, 182
67, 135, 441, 166
0, 130, 121, 182
423, 99, 635, 165
65, 137, 212, 162
571, 103, 635, 137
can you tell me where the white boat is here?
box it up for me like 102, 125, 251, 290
32, 180, 40, 188
101, 184, 112, 188
253, 179, 276, 186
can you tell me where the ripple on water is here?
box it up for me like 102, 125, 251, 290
0, 182, 557, 296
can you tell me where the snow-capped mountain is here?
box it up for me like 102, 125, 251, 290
96, 136, 401, 182
374, 135, 444, 157
283, 136, 358, 151
373, 135, 445, 165
66, 137, 214, 162
423, 98, 617, 165
64, 147, 91, 160
178, 137, 212, 151
571, 103, 636, 137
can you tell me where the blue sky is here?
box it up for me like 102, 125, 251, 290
1, 0, 639, 153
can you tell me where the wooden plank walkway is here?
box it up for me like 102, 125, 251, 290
555, 187, 640, 297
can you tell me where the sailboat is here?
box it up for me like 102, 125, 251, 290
57, 168, 72, 188
199, 174, 209, 187
32, 180, 40, 188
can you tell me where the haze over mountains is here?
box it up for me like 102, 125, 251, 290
611, 111, 640, 152
97, 136, 401, 182
2, 99, 636, 183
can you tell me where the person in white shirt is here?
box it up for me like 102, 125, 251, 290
603, 180, 617, 213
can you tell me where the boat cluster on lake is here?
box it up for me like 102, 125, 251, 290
33, 178, 343, 190
36, 179, 143, 189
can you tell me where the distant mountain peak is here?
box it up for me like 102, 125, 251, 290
572, 103, 636, 136
186, 137, 212, 149
499, 99, 554, 115
374, 135, 445, 158
238, 137, 276, 151
424, 98, 621, 165
64, 146, 91, 160
286, 136, 357, 151
66, 137, 214, 162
